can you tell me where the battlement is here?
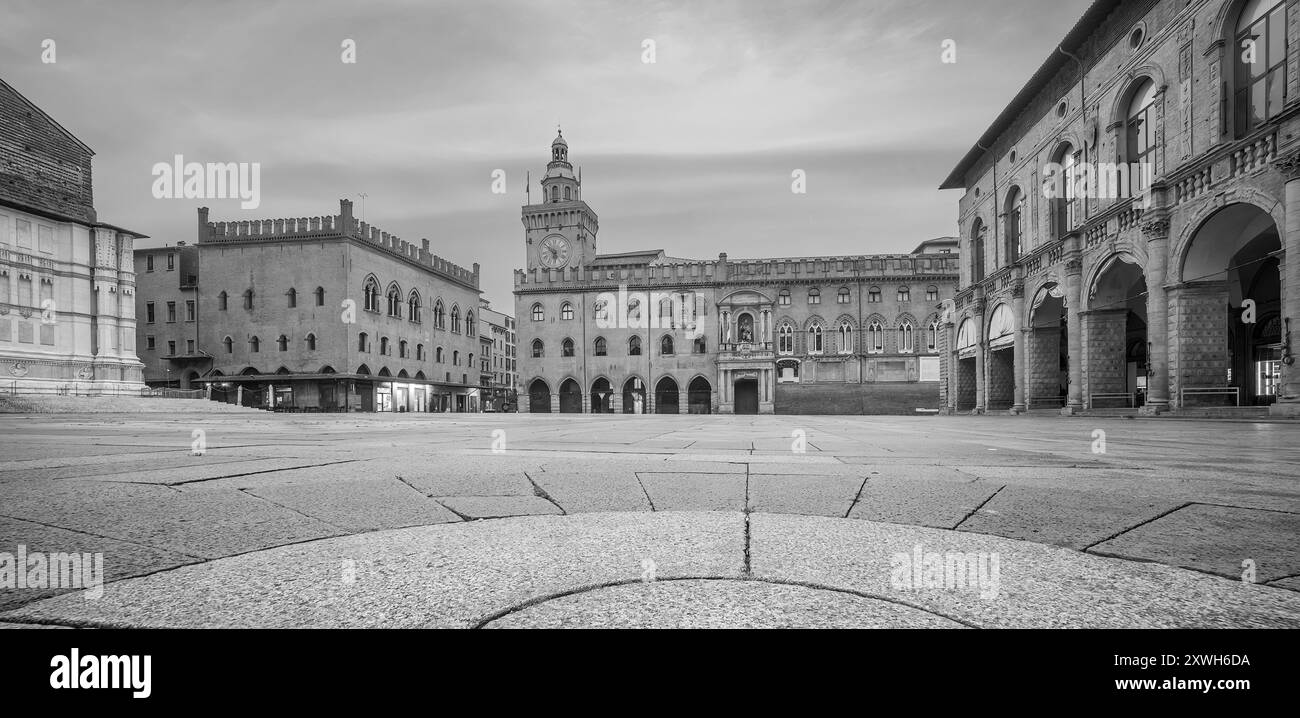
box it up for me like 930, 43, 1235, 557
197, 200, 480, 289
515, 252, 960, 291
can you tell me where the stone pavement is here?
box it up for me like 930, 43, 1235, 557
0, 411, 1296, 628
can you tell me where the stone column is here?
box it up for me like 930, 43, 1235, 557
1142, 217, 1172, 414
549, 393, 559, 413
1011, 282, 1027, 414
1063, 253, 1085, 414
581, 391, 590, 413
972, 295, 987, 414
678, 387, 689, 414
1271, 156, 1300, 415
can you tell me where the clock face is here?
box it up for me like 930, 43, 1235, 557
539, 236, 571, 268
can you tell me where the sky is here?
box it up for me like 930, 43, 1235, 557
1, 0, 1093, 307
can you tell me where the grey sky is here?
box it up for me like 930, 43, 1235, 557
2, 0, 1092, 306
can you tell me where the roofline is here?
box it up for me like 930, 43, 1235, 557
0, 76, 95, 156
938, 0, 1125, 190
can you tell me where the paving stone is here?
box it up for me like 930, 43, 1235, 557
748, 474, 865, 517
528, 472, 652, 513
483, 579, 966, 628
849, 478, 1004, 529
437, 495, 563, 519
637, 473, 747, 512
244, 478, 461, 532
955, 486, 1183, 550
1089, 504, 1300, 583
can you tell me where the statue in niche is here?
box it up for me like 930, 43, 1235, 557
738, 313, 754, 343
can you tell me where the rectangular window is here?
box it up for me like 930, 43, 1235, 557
186, 300, 196, 321
167, 253, 175, 271
16, 220, 31, 249
168, 341, 176, 355
187, 339, 195, 354
0, 214, 8, 245
926, 288, 939, 302
146, 336, 155, 350
146, 302, 155, 324
38, 225, 53, 254
146, 255, 154, 272
166, 302, 176, 322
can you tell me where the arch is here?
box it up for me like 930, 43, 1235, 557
408, 290, 422, 322
318, 365, 337, 374
222, 335, 233, 353
1106, 68, 1168, 128
240, 366, 261, 376
356, 364, 371, 375
398, 369, 410, 379
1085, 250, 1146, 302
305, 333, 317, 351
622, 376, 647, 414
560, 301, 574, 320
654, 376, 680, 414
660, 334, 675, 355
286, 287, 298, 308
528, 378, 552, 413
1175, 198, 1284, 283
362, 275, 381, 313
314, 286, 325, 306
450, 304, 461, 332
590, 377, 614, 413
987, 303, 1017, 349
433, 299, 446, 328
593, 336, 607, 356
530, 302, 544, 322
969, 217, 987, 282
531, 338, 544, 358
558, 378, 582, 413
628, 335, 642, 356
687, 376, 712, 414
415, 371, 427, 380
377, 367, 392, 377
956, 318, 978, 352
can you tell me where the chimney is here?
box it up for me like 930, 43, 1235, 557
717, 252, 728, 281
339, 198, 354, 233
197, 207, 209, 242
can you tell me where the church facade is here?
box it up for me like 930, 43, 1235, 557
514, 132, 960, 415
939, 0, 1300, 417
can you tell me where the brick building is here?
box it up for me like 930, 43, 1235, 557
939, 0, 1300, 417
514, 132, 960, 415
478, 299, 518, 411
0, 77, 146, 395
134, 200, 486, 411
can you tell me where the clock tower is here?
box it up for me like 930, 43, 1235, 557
523, 129, 599, 270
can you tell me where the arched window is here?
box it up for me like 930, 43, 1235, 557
898, 322, 914, 354
1047, 144, 1079, 238
693, 336, 706, 354
358, 332, 368, 352
869, 321, 885, 354
1004, 187, 1024, 263
838, 321, 854, 355
399, 340, 408, 358
970, 218, 987, 282
629, 336, 642, 356
223, 336, 233, 353
661, 335, 674, 355
837, 287, 851, 304
306, 333, 317, 351
562, 338, 575, 357
1125, 78, 1158, 196
363, 277, 380, 313
453, 350, 460, 365
627, 298, 642, 322
551, 186, 559, 202
433, 300, 445, 328
658, 297, 676, 327
531, 303, 544, 322
315, 287, 325, 306
1235, 0, 1288, 137
778, 289, 791, 306
465, 311, 475, 336
467, 353, 473, 370
868, 286, 881, 303
927, 320, 940, 353
286, 287, 297, 308
386, 284, 402, 318
243, 289, 254, 310
451, 305, 461, 333
778, 323, 794, 355
808, 288, 821, 305
926, 286, 939, 302
897, 286, 910, 302
436, 346, 444, 363
807, 324, 824, 355
564, 186, 571, 200
593, 299, 610, 323
379, 337, 389, 355
416, 344, 424, 361
250, 336, 260, 353
561, 302, 574, 320
408, 291, 422, 323
594, 337, 607, 356
218, 291, 228, 311
530, 340, 543, 358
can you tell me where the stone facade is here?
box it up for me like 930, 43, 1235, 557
940, 0, 1300, 416
514, 133, 960, 415
134, 200, 486, 411
0, 76, 146, 395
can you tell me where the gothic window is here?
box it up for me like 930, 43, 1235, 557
561, 302, 574, 320
807, 324, 824, 355
451, 305, 461, 333
661, 336, 674, 355
307, 333, 317, 351
629, 336, 642, 356
277, 335, 288, 351
399, 340, 408, 358
594, 336, 607, 356
434, 300, 446, 328
838, 321, 854, 355
899, 322, 915, 354
778, 323, 794, 355
868, 322, 885, 354
408, 291, 422, 323
363, 277, 380, 313
223, 336, 233, 353
562, 338, 575, 357
315, 287, 325, 306
358, 332, 368, 352
218, 291, 228, 311
531, 303, 544, 322
250, 336, 260, 353
287, 288, 297, 308
837, 287, 851, 304
693, 336, 706, 354
927, 320, 940, 353
386, 284, 402, 318
532, 339, 544, 358
466, 311, 475, 336
243, 289, 254, 310
379, 337, 389, 355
